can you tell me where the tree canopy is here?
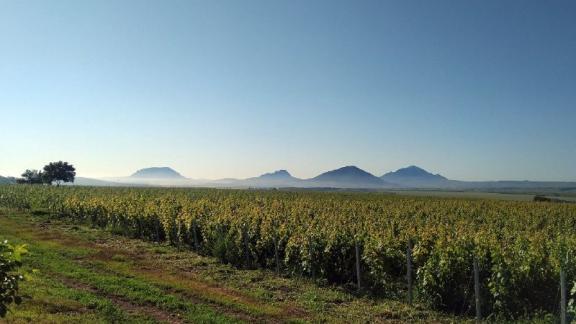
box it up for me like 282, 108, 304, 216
42, 161, 76, 185
18, 170, 44, 184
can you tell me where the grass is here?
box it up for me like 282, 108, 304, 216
0, 207, 468, 323
2, 260, 155, 323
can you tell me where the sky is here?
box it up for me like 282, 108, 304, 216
1, 0, 575, 181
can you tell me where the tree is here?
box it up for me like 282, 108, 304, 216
42, 161, 76, 186
20, 170, 44, 184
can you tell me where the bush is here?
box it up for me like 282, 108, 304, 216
0, 240, 26, 317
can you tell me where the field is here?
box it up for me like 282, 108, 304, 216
1, 185, 576, 322
0, 208, 459, 323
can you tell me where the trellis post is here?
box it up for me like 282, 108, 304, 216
474, 257, 481, 322
561, 267, 567, 324
355, 239, 361, 290
309, 235, 315, 279
274, 227, 280, 274
192, 219, 199, 251
243, 223, 250, 269
406, 239, 413, 305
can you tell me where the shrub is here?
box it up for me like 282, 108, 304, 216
0, 240, 26, 317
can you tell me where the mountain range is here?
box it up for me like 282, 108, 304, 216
64, 166, 576, 192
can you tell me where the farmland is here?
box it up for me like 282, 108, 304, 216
1, 185, 575, 322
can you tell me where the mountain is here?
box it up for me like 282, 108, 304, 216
97, 167, 202, 187
257, 170, 293, 179
381, 166, 449, 188
380, 166, 576, 191
214, 167, 393, 189
308, 166, 390, 188
130, 167, 185, 179
0, 176, 15, 184
238, 170, 303, 187
46, 165, 576, 192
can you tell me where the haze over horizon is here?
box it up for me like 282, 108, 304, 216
2, 1, 575, 181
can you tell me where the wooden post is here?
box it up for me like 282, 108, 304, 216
177, 222, 184, 250
155, 221, 161, 242
406, 239, 413, 305
192, 219, 199, 251
355, 239, 361, 290
274, 232, 280, 274
243, 223, 250, 268
309, 235, 315, 279
474, 257, 481, 322
561, 267, 567, 324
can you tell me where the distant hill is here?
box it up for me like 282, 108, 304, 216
308, 166, 389, 188
382, 166, 448, 188
69, 177, 133, 187
40, 165, 576, 192
92, 167, 199, 187
258, 170, 293, 179
214, 167, 393, 189
380, 166, 576, 191
130, 167, 185, 179
0, 176, 15, 184
448, 180, 576, 191
238, 170, 303, 187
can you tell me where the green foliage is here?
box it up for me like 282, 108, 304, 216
0, 185, 575, 318
42, 161, 76, 185
568, 281, 576, 322
19, 169, 46, 184
0, 239, 27, 317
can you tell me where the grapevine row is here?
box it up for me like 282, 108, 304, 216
1, 185, 575, 318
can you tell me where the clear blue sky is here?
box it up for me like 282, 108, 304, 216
1, 0, 575, 181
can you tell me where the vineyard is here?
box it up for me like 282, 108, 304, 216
1, 185, 575, 320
